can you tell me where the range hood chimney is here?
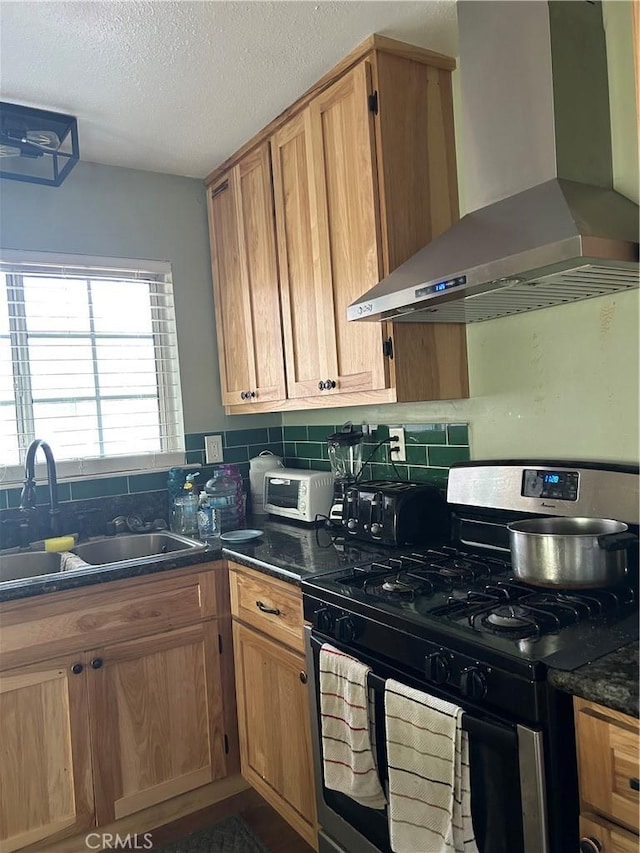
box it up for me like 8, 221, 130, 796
348, 1, 639, 324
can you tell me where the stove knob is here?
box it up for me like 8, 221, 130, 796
335, 616, 356, 643
370, 522, 382, 536
347, 519, 358, 531
313, 607, 334, 633
460, 666, 487, 699
579, 838, 602, 853
425, 652, 450, 685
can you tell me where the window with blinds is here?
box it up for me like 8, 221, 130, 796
0, 253, 185, 479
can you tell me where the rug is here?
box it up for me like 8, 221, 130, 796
154, 814, 269, 853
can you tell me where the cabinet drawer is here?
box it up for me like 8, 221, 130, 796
575, 698, 640, 834
580, 813, 639, 853
228, 563, 303, 653
0, 566, 219, 670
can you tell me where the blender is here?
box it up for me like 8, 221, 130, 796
326, 422, 364, 523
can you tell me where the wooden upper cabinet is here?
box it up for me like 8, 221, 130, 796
273, 62, 387, 400
207, 143, 286, 407
207, 36, 469, 413
0, 656, 94, 853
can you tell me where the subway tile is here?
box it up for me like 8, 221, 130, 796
405, 423, 447, 445
71, 477, 129, 500
428, 446, 471, 468
36, 481, 71, 503
406, 445, 428, 466
308, 424, 334, 442
294, 441, 324, 460
224, 428, 269, 447
409, 466, 449, 486
268, 426, 283, 443
311, 459, 331, 472
248, 443, 283, 461
447, 424, 469, 446
185, 432, 206, 451
128, 471, 168, 493
185, 450, 205, 465
283, 425, 308, 441
224, 446, 249, 464
283, 442, 296, 459
0, 490, 7, 510
6, 488, 21, 509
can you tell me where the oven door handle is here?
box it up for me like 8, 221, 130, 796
517, 724, 549, 853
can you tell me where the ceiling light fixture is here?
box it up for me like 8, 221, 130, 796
0, 102, 79, 186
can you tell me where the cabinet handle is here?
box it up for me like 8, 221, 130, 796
318, 381, 324, 391
240, 391, 248, 400
299, 671, 308, 684
249, 391, 256, 398
256, 600, 280, 616
579, 838, 602, 853
71, 663, 84, 675
328, 379, 336, 389
630, 777, 640, 791
90, 658, 103, 670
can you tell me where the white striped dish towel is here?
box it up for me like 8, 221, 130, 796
319, 643, 387, 810
385, 679, 478, 853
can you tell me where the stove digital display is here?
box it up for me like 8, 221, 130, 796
522, 469, 579, 501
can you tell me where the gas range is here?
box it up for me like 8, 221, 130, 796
303, 543, 638, 675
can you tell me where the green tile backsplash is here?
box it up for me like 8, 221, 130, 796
0, 422, 469, 508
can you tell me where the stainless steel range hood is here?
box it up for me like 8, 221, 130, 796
348, 1, 639, 324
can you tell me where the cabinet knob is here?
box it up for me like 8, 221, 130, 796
318, 381, 324, 391
328, 379, 336, 389
249, 391, 256, 398
299, 671, 308, 684
90, 658, 103, 670
240, 391, 247, 400
630, 777, 639, 791
579, 838, 602, 853
71, 663, 83, 675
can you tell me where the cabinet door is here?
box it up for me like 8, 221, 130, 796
208, 144, 286, 407
307, 60, 388, 395
233, 621, 317, 848
0, 657, 94, 852
580, 814, 640, 853
88, 621, 227, 825
273, 61, 387, 401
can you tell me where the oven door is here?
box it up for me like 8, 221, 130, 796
305, 627, 548, 853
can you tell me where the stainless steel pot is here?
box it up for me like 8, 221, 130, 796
507, 517, 638, 588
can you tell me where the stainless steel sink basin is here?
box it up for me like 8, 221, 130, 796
0, 551, 62, 582
72, 531, 206, 566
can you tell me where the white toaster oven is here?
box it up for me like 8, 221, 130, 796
264, 468, 334, 523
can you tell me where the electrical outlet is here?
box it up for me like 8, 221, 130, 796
205, 434, 224, 464
389, 427, 406, 462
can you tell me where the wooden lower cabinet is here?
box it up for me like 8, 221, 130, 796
575, 697, 640, 852
233, 620, 317, 849
0, 563, 236, 853
0, 656, 94, 852
88, 621, 228, 825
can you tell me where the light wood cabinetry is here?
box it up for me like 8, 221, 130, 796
0, 563, 237, 853
575, 697, 640, 851
206, 35, 468, 415
228, 562, 317, 849
0, 655, 94, 853
207, 143, 286, 408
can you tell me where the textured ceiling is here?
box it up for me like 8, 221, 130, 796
0, 1, 458, 179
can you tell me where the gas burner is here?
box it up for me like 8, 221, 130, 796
364, 571, 434, 600
482, 606, 539, 638
382, 575, 414, 594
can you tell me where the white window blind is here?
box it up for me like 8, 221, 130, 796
0, 252, 185, 481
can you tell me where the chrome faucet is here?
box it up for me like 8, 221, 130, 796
19, 439, 61, 537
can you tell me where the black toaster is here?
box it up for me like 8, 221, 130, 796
340, 480, 449, 546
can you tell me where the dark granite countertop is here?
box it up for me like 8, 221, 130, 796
549, 643, 639, 718
221, 515, 390, 584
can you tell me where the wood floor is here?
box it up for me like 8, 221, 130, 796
148, 788, 316, 853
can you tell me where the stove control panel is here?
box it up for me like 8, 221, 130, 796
522, 468, 579, 501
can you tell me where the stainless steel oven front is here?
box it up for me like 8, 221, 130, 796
305, 627, 552, 853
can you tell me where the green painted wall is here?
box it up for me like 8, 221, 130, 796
283, 0, 639, 464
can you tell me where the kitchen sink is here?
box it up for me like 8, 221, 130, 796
0, 550, 62, 583
72, 531, 206, 566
